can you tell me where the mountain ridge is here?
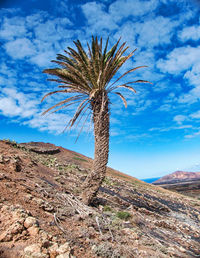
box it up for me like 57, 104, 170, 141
153, 170, 200, 184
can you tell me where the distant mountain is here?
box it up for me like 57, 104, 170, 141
153, 171, 200, 184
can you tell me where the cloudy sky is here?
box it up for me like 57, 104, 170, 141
0, 0, 200, 179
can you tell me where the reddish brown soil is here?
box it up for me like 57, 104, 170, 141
0, 140, 200, 258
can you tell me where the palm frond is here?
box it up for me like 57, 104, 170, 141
105, 50, 138, 88
69, 98, 89, 128
65, 47, 95, 89
56, 54, 75, 67
113, 92, 127, 108
130, 80, 153, 84
42, 95, 85, 116
109, 65, 148, 88
112, 84, 136, 93
51, 60, 91, 90
75, 109, 91, 143
42, 36, 151, 137
41, 89, 75, 102
102, 50, 135, 89
49, 100, 82, 114
101, 37, 109, 69
44, 68, 90, 92
73, 40, 89, 65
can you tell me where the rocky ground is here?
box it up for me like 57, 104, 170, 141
153, 171, 200, 200
154, 180, 200, 200
0, 140, 200, 258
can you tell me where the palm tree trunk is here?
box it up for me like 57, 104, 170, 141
81, 93, 109, 205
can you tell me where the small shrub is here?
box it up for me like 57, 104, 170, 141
3, 139, 18, 148
103, 177, 114, 186
67, 164, 78, 169
116, 211, 131, 220
103, 205, 112, 212
110, 217, 123, 230
92, 243, 121, 258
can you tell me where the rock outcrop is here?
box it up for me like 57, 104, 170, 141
154, 170, 200, 184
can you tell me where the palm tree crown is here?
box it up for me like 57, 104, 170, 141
42, 37, 150, 129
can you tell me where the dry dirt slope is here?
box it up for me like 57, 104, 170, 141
0, 140, 200, 258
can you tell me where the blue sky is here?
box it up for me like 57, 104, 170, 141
0, 0, 200, 179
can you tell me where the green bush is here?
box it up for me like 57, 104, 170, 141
103, 205, 112, 212
103, 177, 115, 186
67, 164, 78, 169
116, 211, 131, 220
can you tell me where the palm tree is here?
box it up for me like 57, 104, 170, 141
42, 37, 151, 205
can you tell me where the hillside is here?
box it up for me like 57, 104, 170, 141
153, 171, 200, 184
153, 171, 200, 199
0, 140, 200, 258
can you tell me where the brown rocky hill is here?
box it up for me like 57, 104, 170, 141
153, 171, 200, 200
154, 171, 200, 184
0, 140, 200, 258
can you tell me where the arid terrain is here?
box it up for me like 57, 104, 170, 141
0, 140, 200, 258
154, 171, 200, 184
153, 171, 200, 200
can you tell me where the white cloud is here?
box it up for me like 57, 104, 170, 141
179, 25, 200, 42
30, 51, 56, 67
25, 113, 71, 134
149, 124, 192, 132
173, 115, 188, 124
0, 16, 27, 40
81, 2, 118, 33
25, 11, 48, 28
178, 85, 200, 104
1, 11, 74, 67
132, 99, 153, 115
158, 104, 173, 112
190, 110, 200, 119
177, 61, 200, 103
27, 109, 93, 135
157, 46, 200, 75
184, 63, 200, 87
82, 1, 179, 50
0, 88, 38, 118
34, 18, 72, 42
136, 16, 179, 48
0, 97, 22, 117
125, 133, 149, 140
113, 21, 137, 47
4, 38, 36, 59
109, 0, 157, 23
134, 50, 156, 68
0, 86, 89, 135
0, 63, 17, 78
185, 130, 200, 139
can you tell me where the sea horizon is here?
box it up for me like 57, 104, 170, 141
141, 177, 161, 183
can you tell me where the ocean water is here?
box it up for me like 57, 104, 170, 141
141, 177, 161, 183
